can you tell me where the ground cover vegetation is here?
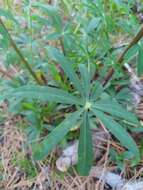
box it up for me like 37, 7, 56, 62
1, 0, 143, 189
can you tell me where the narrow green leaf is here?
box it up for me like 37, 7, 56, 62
9, 85, 83, 105
47, 47, 83, 95
33, 110, 83, 160
31, 14, 51, 25
92, 109, 140, 162
32, 3, 62, 32
0, 23, 9, 49
46, 32, 63, 40
86, 17, 101, 33
77, 112, 93, 176
124, 44, 139, 63
79, 64, 91, 98
137, 45, 143, 77
116, 88, 131, 101
90, 81, 104, 101
93, 99, 138, 125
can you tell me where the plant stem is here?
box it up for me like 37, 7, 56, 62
60, 37, 66, 55
102, 26, 143, 86
0, 18, 45, 85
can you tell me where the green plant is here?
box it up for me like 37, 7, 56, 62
12, 153, 37, 178
0, 0, 142, 176
5, 47, 140, 175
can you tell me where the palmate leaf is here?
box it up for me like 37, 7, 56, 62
33, 110, 83, 160
93, 99, 139, 125
77, 111, 93, 176
8, 85, 83, 105
47, 47, 83, 95
92, 109, 140, 162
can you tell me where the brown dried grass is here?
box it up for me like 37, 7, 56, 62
0, 111, 111, 190
0, 105, 142, 190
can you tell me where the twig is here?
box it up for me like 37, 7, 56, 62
102, 25, 143, 86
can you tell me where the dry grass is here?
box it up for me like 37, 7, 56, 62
1, 111, 143, 190
0, 102, 143, 190
0, 107, 112, 190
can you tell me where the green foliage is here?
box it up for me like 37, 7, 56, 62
13, 153, 37, 178
137, 45, 143, 77
6, 52, 140, 175
77, 112, 93, 175
33, 110, 82, 160
0, 0, 142, 176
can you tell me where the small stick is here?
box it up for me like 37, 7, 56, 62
102, 26, 143, 86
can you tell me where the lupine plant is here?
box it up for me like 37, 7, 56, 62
5, 47, 140, 175
0, 0, 142, 176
